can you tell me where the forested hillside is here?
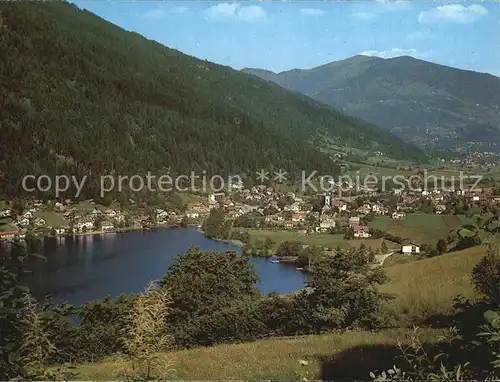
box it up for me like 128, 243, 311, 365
243, 55, 500, 154
0, 3, 425, 199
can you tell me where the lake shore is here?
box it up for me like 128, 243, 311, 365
196, 227, 246, 248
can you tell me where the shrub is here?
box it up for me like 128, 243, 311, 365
472, 245, 500, 304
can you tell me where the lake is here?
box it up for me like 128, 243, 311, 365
25, 227, 307, 306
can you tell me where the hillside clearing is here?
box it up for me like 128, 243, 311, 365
72, 327, 442, 380
369, 214, 473, 245
71, 244, 487, 380
381, 245, 486, 325
247, 229, 399, 250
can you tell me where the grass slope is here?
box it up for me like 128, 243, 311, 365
370, 214, 473, 245
73, 328, 442, 380
247, 229, 399, 250
382, 245, 485, 324
71, 245, 485, 380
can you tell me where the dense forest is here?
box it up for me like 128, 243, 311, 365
0, 2, 426, 200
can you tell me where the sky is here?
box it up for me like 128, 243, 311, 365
73, 0, 500, 76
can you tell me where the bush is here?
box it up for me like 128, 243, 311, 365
472, 245, 500, 304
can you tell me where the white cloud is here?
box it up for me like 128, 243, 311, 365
406, 30, 434, 40
418, 4, 488, 24
360, 48, 431, 59
204, 3, 240, 20
237, 5, 267, 23
204, 3, 266, 23
352, 12, 378, 20
374, 0, 411, 12
300, 8, 325, 17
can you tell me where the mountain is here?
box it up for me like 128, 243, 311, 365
0, 3, 427, 199
243, 55, 500, 156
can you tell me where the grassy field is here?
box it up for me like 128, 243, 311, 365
381, 245, 486, 325
70, 243, 487, 380
0, 217, 17, 232
369, 214, 473, 245
35, 211, 68, 228
72, 327, 442, 380
247, 229, 399, 251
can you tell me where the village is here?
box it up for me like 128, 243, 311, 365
1, 177, 499, 258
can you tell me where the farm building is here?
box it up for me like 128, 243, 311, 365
401, 243, 420, 254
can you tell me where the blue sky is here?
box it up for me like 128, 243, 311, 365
73, 1, 500, 76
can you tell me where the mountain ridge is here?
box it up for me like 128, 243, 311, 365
0, 2, 426, 199
242, 55, 500, 155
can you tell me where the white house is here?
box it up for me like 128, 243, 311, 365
186, 211, 200, 219
354, 226, 371, 238
101, 221, 115, 231
0, 209, 11, 218
77, 221, 94, 231
0, 231, 18, 240
33, 217, 46, 227
17, 218, 30, 227
156, 209, 169, 221
392, 211, 405, 220
316, 219, 336, 233
402, 244, 420, 254
331, 199, 348, 211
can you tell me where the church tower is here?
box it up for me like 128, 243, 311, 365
324, 194, 331, 207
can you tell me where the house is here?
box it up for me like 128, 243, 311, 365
17, 218, 30, 227
353, 225, 371, 238
54, 202, 65, 211
0, 231, 18, 240
316, 218, 336, 233
101, 221, 115, 231
357, 204, 372, 215
186, 211, 200, 219
331, 199, 348, 211
208, 193, 225, 204
156, 209, 169, 221
284, 203, 301, 213
392, 211, 406, 220
372, 203, 387, 215
105, 209, 117, 218
0, 209, 11, 218
33, 217, 46, 227
23, 211, 33, 220
402, 243, 420, 254
54, 227, 67, 235
77, 220, 94, 231
349, 216, 360, 223
284, 221, 299, 229
435, 204, 447, 214
189, 202, 211, 214
291, 212, 308, 223
349, 216, 360, 227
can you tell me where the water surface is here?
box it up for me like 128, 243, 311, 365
26, 227, 307, 306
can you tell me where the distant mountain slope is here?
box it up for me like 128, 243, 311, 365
243, 56, 500, 155
0, 3, 426, 199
